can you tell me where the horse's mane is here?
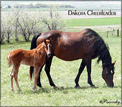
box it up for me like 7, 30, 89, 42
85, 28, 111, 64
30, 33, 41, 50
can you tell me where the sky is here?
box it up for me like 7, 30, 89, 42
1, 1, 121, 10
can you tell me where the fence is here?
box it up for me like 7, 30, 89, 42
107, 29, 119, 38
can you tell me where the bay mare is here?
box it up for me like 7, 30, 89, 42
30, 28, 115, 89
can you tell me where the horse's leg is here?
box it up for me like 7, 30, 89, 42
33, 66, 40, 92
75, 59, 86, 88
45, 55, 56, 88
86, 59, 95, 87
37, 65, 44, 89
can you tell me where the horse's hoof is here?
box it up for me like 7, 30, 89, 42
53, 86, 58, 89
75, 85, 81, 89
39, 87, 43, 90
91, 85, 95, 87
11, 89, 14, 92
61, 86, 64, 89
19, 89, 23, 94
33, 89, 37, 93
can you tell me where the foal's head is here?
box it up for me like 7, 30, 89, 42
44, 39, 52, 58
37, 39, 52, 58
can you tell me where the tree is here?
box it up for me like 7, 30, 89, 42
1, 22, 6, 44
1, 6, 66, 44
41, 5, 66, 31
12, 9, 23, 42
17, 11, 42, 42
7, 5, 12, 8
1, 13, 13, 43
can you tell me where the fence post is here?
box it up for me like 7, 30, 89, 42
107, 31, 108, 38
117, 29, 119, 37
112, 31, 113, 36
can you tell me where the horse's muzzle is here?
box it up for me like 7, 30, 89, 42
107, 83, 114, 88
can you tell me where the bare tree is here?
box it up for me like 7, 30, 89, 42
1, 6, 65, 44
17, 11, 42, 42
1, 13, 13, 43
1, 22, 6, 44
6, 24, 12, 43
12, 9, 23, 42
41, 5, 66, 31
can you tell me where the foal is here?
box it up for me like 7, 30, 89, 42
7, 39, 51, 92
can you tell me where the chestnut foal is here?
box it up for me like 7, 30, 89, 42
7, 39, 51, 92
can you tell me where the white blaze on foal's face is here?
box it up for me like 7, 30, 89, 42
44, 39, 52, 58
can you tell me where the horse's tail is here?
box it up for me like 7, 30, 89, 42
7, 51, 12, 68
30, 33, 41, 80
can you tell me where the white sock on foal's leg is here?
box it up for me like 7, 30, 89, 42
33, 88, 37, 93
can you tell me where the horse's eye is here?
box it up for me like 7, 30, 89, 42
111, 70, 113, 74
111, 70, 114, 75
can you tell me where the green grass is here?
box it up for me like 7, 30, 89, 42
66, 17, 121, 26
1, 30, 121, 106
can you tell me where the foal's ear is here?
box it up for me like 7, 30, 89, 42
113, 61, 116, 66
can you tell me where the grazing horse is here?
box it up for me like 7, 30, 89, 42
30, 29, 115, 89
7, 39, 51, 92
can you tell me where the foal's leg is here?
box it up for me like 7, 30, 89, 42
10, 68, 14, 91
30, 66, 43, 88
86, 59, 95, 87
33, 66, 40, 92
45, 56, 56, 88
14, 65, 22, 92
75, 59, 86, 88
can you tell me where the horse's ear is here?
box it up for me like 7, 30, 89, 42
49, 38, 52, 41
113, 61, 116, 66
44, 39, 46, 44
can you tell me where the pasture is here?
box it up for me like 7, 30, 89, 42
66, 17, 121, 27
1, 17, 121, 106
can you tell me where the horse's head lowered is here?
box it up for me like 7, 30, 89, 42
102, 61, 116, 87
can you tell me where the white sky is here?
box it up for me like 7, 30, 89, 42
1, 1, 121, 9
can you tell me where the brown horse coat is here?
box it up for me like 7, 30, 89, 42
7, 40, 51, 92
37, 29, 97, 61
31, 29, 115, 88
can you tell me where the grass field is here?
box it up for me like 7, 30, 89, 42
1, 17, 121, 106
66, 17, 121, 27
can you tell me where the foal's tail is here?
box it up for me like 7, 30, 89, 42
29, 33, 41, 80
7, 51, 12, 68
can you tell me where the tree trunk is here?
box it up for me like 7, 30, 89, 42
23, 33, 30, 42
15, 22, 19, 42
7, 33, 10, 43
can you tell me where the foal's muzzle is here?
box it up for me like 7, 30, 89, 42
47, 52, 51, 58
